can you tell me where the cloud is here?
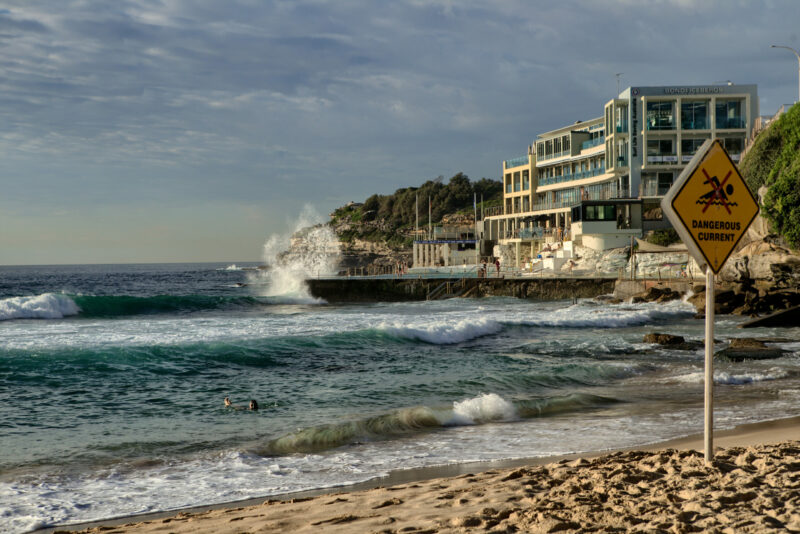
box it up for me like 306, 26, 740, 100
1, 0, 800, 263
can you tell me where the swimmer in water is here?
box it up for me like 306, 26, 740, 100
225, 397, 259, 411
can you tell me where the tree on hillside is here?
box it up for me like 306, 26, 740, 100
740, 103, 800, 249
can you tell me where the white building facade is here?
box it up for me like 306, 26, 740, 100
484, 83, 759, 264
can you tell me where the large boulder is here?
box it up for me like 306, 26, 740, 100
631, 286, 682, 303
715, 337, 788, 362
643, 333, 703, 351
721, 240, 800, 283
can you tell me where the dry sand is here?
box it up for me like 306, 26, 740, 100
53, 417, 800, 534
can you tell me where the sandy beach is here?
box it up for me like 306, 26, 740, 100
51, 416, 800, 534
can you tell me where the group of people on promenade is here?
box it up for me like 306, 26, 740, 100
479, 257, 501, 278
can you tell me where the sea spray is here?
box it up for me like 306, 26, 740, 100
251, 205, 341, 299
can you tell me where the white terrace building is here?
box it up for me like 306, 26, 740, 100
484, 83, 759, 266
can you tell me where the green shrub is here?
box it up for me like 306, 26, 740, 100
647, 228, 680, 247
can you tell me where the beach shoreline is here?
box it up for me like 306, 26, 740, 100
38, 414, 800, 533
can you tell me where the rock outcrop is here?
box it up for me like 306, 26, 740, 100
642, 333, 703, 351
714, 338, 788, 362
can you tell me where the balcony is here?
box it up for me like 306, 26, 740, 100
681, 119, 710, 130
504, 155, 529, 168
617, 156, 628, 167
646, 154, 679, 164
538, 150, 570, 162
716, 117, 746, 129
484, 206, 503, 217
537, 164, 607, 187
581, 138, 604, 150
641, 182, 672, 197
646, 120, 675, 131
616, 122, 628, 133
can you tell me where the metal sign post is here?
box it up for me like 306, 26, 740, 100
704, 267, 714, 461
661, 139, 759, 462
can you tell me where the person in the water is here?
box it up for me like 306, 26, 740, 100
224, 397, 258, 410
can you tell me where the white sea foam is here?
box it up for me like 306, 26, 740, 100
248, 205, 340, 301
0, 293, 79, 321
447, 393, 518, 425
220, 264, 241, 271
667, 369, 789, 385
378, 317, 504, 344
509, 301, 695, 329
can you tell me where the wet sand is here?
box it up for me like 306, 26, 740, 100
46, 416, 800, 533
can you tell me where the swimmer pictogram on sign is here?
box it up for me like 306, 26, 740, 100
697, 168, 737, 214
661, 139, 759, 274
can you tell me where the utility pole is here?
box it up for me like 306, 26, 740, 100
428, 196, 432, 240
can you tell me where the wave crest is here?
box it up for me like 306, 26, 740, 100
0, 293, 79, 321
259, 392, 616, 456
378, 317, 503, 345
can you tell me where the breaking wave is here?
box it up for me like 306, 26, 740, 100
258, 392, 617, 455
0, 293, 80, 321
0, 293, 268, 320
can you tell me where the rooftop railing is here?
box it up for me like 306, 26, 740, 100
504, 155, 529, 168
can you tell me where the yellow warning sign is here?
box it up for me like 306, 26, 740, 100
662, 139, 759, 274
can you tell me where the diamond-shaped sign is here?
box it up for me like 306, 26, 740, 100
661, 139, 759, 274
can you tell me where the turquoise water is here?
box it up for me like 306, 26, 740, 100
1, 263, 800, 533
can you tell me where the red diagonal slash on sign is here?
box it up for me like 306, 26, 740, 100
702, 168, 732, 214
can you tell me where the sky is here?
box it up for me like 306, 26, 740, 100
1, 0, 799, 265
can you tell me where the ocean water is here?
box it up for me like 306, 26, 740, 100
2, 263, 800, 533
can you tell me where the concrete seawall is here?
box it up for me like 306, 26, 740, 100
306, 277, 618, 302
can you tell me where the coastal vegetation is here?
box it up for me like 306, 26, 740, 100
331, 172, 502, 249
740, 103, 800, 249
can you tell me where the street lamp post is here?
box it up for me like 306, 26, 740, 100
771, 44, 800, 103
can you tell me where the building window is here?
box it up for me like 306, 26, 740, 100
554, 137, 561, 154
681, 101, 709, 130
616, 105, 628, 133
646, 101, 675, 130
716, 100, 744, 129
647, 138, 673, 156
522, 170, 530, 190
537, 143, 544, 158
657, 172, 673, 195
545, 140, 553, 156
563, 135, 570, 152
722, 137, 745, 161
681, 137, 709, 162
584, 204, 616, 221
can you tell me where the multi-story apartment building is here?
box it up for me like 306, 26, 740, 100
484, 83, 759, 264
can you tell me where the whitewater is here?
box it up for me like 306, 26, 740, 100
2, 263, 800, 533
